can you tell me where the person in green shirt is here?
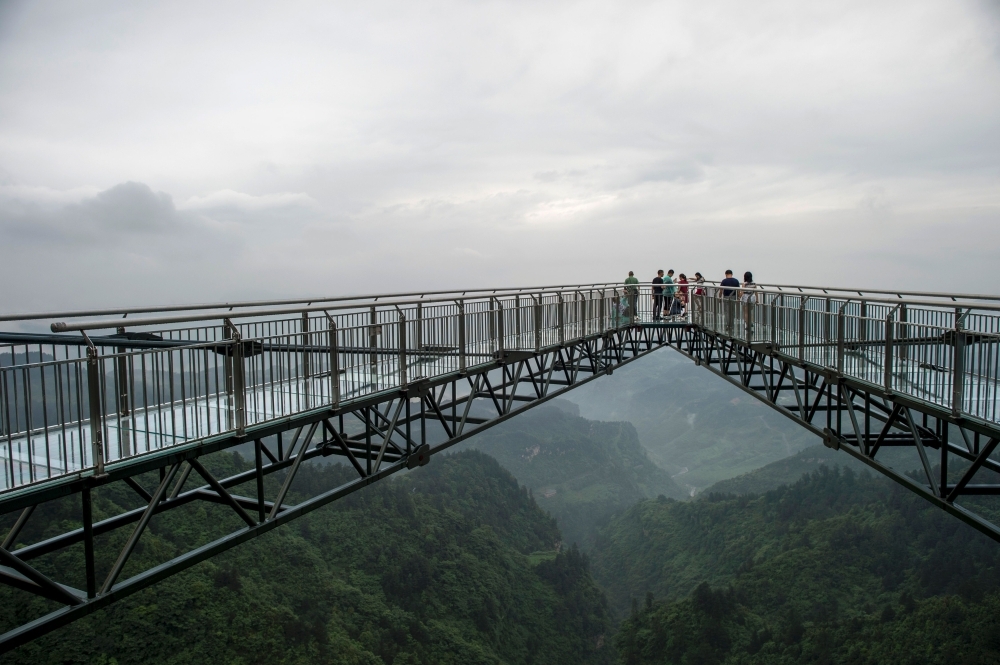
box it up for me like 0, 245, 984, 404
662, 269, 676, 319
624, 271, 639, 320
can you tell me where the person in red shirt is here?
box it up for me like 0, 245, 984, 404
677, 273, 690, 316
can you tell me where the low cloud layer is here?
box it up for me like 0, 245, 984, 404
0, 1, 998, 313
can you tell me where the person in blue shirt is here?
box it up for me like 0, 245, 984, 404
720, 270, 740, 299
719, 269, 741, 335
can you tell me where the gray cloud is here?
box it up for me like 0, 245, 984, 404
0, 1, 998, 313
1, 182, 200, 244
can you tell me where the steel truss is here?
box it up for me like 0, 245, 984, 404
665, 327, 1000, 540
0, 326, 666, 653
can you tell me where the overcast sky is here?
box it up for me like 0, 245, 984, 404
1, 1, 998, 312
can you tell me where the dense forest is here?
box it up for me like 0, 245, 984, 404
598, 467, 1000, 663
4, 387, 1000, 663
4, 451, 613, 665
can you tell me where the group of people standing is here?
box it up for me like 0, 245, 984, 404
623, 269, 758, 321
649, 269, 700, 321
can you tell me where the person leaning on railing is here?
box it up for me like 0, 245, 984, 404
690, 272, 706, 323
692, 272, 706, 296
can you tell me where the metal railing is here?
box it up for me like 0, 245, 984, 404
690, 287, 1000, 425
3, 280, 999, 495
0, 286, 635, 492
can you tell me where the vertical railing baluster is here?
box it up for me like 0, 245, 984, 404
327, 314, 340, 408
496, 298, 505, 360
111, 349, 130, 459
223, 323, 234, 431
534, 295, 542, 352
769, 295, 777, 347
899, 303, 908, 361
558, 293, 565, 345
416, 302, 424, 357
489, 297, 497, 355
115, 327, 130, 423
82, 332, 105, 477
515, 295, 522, 347
369, 307, 378, 383
301, 312, 311, 409
884, 307, 897, 395
599, 289, 606, 333
953, 308, 966, 416
458, 300, 467, 372
860, 300, 868, 344
398, 310, 408, 389
824, 297, 832, 359
224, 319, 246, 434
837, 302, 847, 373
798, 296, 806, 361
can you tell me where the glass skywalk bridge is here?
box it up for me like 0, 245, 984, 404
0, 280, 999, 651
0, 287, 618, 491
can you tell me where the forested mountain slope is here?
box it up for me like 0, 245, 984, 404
704, 443, 923, 496
615, 579, 1000, 664
4, 451, 614, 665
459, 401, 686, 549
592, 468, 1000, 663
565, 348, 816, 492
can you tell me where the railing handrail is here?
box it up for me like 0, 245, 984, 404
48, 286, 623, 332
6, 278, 995, 328
1, 281, 622, 323
7, 277, 997, 323
753, 282, 1000, 303
658, 284, 1000, 314
638, 278, 999, 303
36, 289, 1000, 333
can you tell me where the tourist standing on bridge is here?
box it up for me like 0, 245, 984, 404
676, 273, 690, 317
662, 270, 677, 319
689, 272, 706, 323
651, 270, 665, 321
741, 271, 758, 337
720, 270, 740, 299
740, 272, 758, 304
670, 274, 687, 319
625, 271, 640, 321
692, 272, 706, 299
720, 270, 741, 335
